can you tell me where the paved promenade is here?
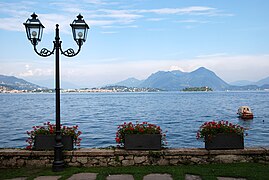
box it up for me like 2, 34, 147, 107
6, 173, 247, 180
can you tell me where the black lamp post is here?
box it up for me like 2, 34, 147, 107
24, 13, 89, 172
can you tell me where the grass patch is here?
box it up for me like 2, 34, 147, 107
0, 163, 268, 180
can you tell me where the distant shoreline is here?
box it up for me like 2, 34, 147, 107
1, 89, 269, 94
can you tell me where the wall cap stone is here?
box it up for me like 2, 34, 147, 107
1, 147, 268, 157
0, 147, 268, 168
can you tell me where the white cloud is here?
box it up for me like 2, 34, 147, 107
0, 61, 54, 78
101, 25, 138, 29
0, 1, 232, 32
0, 17, 25, 32
175, 19, 209, 24
1, 54, 268, 87
19, 68, 53, 77
19, 70, 33, 77
100, 31, 118, 34
146, 18, 166, 22
82, 0, 115, 5
97, 9, 143, 19
169, 65, 185, 72
195, 53, 228, 58
168, 54, 269, 82
138, 6, 215, 15
56, 54, 269, 87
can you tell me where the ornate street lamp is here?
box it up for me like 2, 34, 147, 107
24, 13, 89, 172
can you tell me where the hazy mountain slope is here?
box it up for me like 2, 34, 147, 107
0, 75, 44, 90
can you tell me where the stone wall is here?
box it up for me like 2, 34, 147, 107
0, 148, 268, 168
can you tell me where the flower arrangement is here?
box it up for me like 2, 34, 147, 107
196, 120, 245, 141
115, 121, 167, 146
26, 122, 82, 149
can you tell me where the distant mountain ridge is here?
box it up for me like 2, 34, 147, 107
114, 67, 269, 91
2, 67, 269, 91
231, 76, 269, 86
230, 80, 255, 86
114, 77, 143, 87
0, 75, 44, 90
256, 76, 269, 86
115, 67, 230, 91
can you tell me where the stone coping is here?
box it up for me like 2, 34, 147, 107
1, 147, 268, 156
1, 147, 268, 168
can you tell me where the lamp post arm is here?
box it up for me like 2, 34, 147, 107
33, 46, 55, 57
60, 39, 82, 57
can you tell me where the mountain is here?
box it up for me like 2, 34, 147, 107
27, 78, 80, 89
260, 84, 269, 89
256, 76, 269, 86
0, 75, 44, 90
229, 76, 269, 88
114, 77, 143, 87
182, 67, 229, 90
138, 67, 229, 91
228, 85, 260, 91
139, 71, 184, 91
230, 80, 255, 86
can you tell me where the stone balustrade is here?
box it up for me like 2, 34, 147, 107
0, 148, 268, 168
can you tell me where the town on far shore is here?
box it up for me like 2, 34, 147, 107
2, 85, 269, 94
0, 85, 163, 93
0, 85, 215, 93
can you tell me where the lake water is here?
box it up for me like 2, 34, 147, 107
0, 91, 269, 149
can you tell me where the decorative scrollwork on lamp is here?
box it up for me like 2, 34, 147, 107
40, 48, 54, 56
33, 46, 54, 57
61, 46, 81, 57
62, 48, 75, 56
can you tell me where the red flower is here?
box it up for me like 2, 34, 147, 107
115, 121, 167, 147
26, 122, 82, 149
197, 120, 245, 141
115, 137, 121, 143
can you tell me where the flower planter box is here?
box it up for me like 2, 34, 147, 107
205, 133, 244, 150
124, 134, 161, 150
34, 135, 74, 150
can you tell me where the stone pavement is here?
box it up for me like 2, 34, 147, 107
6, 173, 247, 180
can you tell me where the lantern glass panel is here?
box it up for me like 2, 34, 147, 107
73, 27, 86, 41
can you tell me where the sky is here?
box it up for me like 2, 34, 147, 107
0, 0, 269, 88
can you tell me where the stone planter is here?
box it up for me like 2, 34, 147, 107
124, 134, 162, 150
205, 133, 244, 150
34, 135, 74, 150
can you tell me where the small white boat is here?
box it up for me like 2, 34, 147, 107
237, 106, 254, 119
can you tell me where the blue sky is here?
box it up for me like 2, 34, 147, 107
0, 0, 269, 88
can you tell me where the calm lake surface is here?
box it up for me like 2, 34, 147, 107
0, 91, 269, 148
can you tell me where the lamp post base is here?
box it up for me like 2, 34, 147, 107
52, 160, 65, 172
52, 134, 64, 172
